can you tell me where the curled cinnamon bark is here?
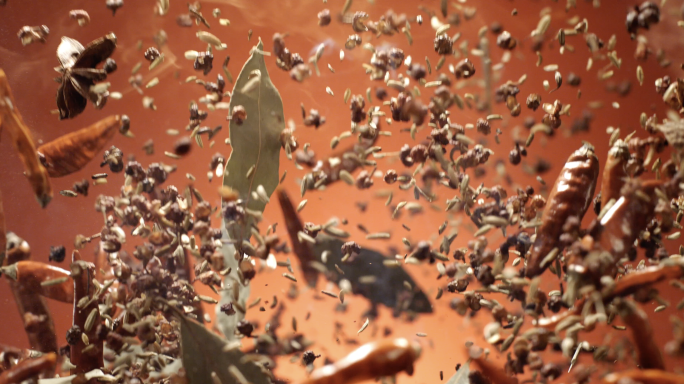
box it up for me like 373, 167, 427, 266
37, 115, 122, 177
615, 299, 665, 370
4, 233, 58, 355
70, 250, 102, 375
0, 69, 52, 207
0, 352, 56, 384
2, 259, 74, 303
526, 145, 599, 277
299, 338, 421, 384
600, 140, 629, 209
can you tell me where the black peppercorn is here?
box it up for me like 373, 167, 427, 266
49, 245, 66, 263
66, 325, 82, 345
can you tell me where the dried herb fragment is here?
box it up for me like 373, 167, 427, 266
37, 115, 122, 177
69, 10, 90, 26
17, 25, 49, 46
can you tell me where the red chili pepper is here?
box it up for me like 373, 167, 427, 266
36, 115, 122, 178
526, 146, 600, 277
595, 176, 680, 277
0, 352, 56, 384
600, 140, 629, 209
299, 338, 421, 384
469, 346, 519, 384
603, 369, 684, 384
615, 299, 665, 370
277, 188, 319, 287
535, 262, 684, 330
0, 69, 52, 207
2, 260, 73, 303
5, 233, 58, 355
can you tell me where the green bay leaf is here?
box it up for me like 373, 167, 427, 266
223, 38, 284, 232
179, 312, 272, 384
445, 361, 470, 384
218, 38, 283, 339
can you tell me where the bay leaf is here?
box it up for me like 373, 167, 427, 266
222, 38, 284, 237
218, 39, 284, 339
445, 362, 470, 384
178, 312, 272, 384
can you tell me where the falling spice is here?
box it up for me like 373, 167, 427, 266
0, 70, 53, 207
37, 115, 123, 177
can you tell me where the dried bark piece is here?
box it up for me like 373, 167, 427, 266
0, 352, 56, 384
5, 232, 58, 355
37, 115, 122, 177
526, 146, 600, 277
300, 339, 421, 384
0, 69, 52, 207
1, 260, 74, 303
615, 299, 665, 370
70, 250, 102, 375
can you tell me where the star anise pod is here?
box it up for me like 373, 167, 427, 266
54, 33, 117, 120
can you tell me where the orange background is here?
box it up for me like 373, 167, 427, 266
1, 0, 684, 383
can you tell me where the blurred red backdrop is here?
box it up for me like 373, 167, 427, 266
2, 0, 684, 383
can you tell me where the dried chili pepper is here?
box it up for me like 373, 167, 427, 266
0, 190, 5, 269
299, 338, 421, 384
0, 352, 56, 384
2, 260, 73, 303
37, 115, 122, 178
276, 189, 319, 287
603, 369, 684, 384
0, 69, 52, 208
591, 176, 681, 276
535, 261, 684, 330
615, 299, 665, 370
526, 145, 599, 277
468, 345, 519, 384
70, 250, 103, 375
5, 232, 58, 355
600, 140, 630, 209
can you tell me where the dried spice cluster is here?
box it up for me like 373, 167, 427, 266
2, 1, 684, 384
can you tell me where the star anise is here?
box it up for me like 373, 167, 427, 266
54, 33, 117, 120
